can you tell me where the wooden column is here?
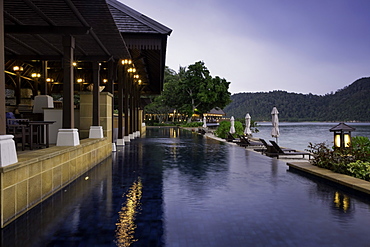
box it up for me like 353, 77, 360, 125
117, 63, 124, 140
15, 71, 21, 106
92, 61, 100, 126
42, 61, 48, 95
130, 85, 134, 134
106, 60, 115, 94
62, 35, 75, 129
135, 89, 140, 133
133, 88, 138, 133
124, 72, 129, 137
0, 0, 5, 134
107, 60, 115, 143
130, 89, 135, 134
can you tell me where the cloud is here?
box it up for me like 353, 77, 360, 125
118, 0, 370, 95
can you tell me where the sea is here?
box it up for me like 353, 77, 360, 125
252, 122, 370, 152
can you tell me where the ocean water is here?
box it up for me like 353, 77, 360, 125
252, 122, 370, 151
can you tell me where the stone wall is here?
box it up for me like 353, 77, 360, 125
0, 138, 112, 228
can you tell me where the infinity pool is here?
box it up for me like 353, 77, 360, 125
3, 127, 370, 246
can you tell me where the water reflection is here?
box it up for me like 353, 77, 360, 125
333, 191, 351, 213
0, 157, 113, 247
115, 178, 143, 247
165, 137, 229, 196
303, 177, 355, 224
3, 127, 370, 246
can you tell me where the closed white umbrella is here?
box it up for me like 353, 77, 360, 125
244, 113, 252, 136
271, 107, 280, 142
230, 116, 236, 134
202, 116, 207, 128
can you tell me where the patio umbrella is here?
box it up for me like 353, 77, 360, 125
244, 113, 252, 136
271, 107, 280, 142
202, 116, 207, 128
230, 116, 236, 134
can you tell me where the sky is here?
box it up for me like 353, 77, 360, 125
117, 0, 370, 95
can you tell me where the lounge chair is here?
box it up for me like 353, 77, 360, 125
237, 134, 263, 147
259, 138, 294, 154
269, 140, 311, 159
226, 133, 250, 147
231, 134, 250, 147
226, 132, 237, 142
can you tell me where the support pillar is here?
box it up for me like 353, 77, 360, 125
89, 61, 103, 139
129, 86, 135, 140
41, 60, 48, 95
92, 61, 100, 126
0, 135, 18, 167
134, 89, 140, 137
124, 70, 130, 142
107, 60, 117, 151
0, 1, 17, 166
0, 0, 6, 135
117, 63, 125, 146
57, 35, 80, 146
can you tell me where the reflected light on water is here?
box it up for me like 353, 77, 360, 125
333, 191, 351, 212
115, 178, 143, 247
169, 128, 179, 138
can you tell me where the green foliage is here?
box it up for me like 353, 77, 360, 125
224, 77, 370, 121
346, 161, 370, 181
180, 122, 203, 127
351, 136, 370, 161
235, 118, 259, 133
151, 122, 175, 126
144, 95, 172, 123
155, 62, 231, 122
308, 136, 370, 181
214, 120, 244, 139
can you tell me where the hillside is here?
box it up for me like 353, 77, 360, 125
224, 77, 370, 121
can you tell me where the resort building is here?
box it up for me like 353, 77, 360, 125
0, 0, 171, 228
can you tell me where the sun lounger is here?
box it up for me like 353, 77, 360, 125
259, 138, 295, 153
226, 132, 237, 142
269, 140, 311, 159
226, 133, 251, 147
233, 134, 251, 147
237, 134, 263, 147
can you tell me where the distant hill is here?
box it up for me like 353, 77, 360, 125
224, 77, 370, 121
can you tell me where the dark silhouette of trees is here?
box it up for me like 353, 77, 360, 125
224, 77, 370, 121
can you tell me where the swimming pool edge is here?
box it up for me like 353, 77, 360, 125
287, 162, 370, 195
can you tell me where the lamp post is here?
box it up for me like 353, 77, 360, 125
329, 123, 356, 149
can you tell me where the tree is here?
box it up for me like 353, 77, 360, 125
144, 62, 232, 123
170, 61, 231, 122
144, 95, 171, 123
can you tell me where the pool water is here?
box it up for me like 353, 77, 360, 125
3, 127, 370, 246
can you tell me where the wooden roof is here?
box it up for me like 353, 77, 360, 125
3, 0, 172, 96
107, 0, 172, 95
4, 0, 129, 61
107, 0, 172, 35
330, 123, 356, 132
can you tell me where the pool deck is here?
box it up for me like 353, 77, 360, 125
200, 131, 370, 196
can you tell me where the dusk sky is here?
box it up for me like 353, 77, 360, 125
118, 0, 370, 95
